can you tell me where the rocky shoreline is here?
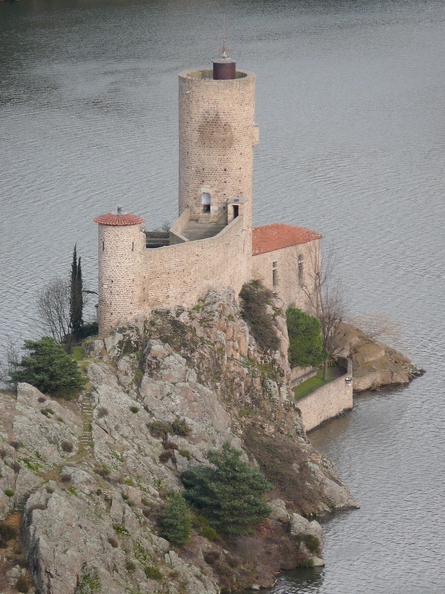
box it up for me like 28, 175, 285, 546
0, 291, 421, 594
0, 290, 359, 594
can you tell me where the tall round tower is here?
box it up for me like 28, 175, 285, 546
178, 52, 259, 234
94, 208, 146, 337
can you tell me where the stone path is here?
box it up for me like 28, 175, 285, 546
79, 394, 94, 451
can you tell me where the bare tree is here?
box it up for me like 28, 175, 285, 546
37, 277, 71, 344
347, 312, 404, 351
0, 336, 22, 384
297, 243, 347, 378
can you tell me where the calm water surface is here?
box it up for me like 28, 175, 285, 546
1, 1, 444, 592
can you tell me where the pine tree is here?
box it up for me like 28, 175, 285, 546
182, 442, 272, 537
159, 492, 193, 547
10, 337, 87, 399
70, 245, 83, 339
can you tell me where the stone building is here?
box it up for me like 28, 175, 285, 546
94, 52, 321, 337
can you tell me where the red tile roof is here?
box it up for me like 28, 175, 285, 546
252, 223, 321, 256
94, 213, 145, 226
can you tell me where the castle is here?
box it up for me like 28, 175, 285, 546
94, 52, 321, 337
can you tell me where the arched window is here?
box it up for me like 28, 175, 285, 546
202, 192, 211, 213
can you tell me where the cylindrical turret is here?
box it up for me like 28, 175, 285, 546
94, 209, 146, 337
178, 63, 259, 234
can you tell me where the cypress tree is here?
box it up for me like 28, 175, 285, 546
70, 245, 83, 339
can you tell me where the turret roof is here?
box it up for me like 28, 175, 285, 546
94, 213, 145, 226
252, 223, 322, 256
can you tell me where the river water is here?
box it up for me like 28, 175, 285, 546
1, 0, 444, 592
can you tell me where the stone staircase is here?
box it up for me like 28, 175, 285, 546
79, 394, 94, 451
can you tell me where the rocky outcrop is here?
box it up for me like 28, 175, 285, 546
334, 322, 423, 392
0, 289, 357, 594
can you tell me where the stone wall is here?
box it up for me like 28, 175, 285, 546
296, 365, 353, 432
143, 216, 249, 311
252, 238, 321, 312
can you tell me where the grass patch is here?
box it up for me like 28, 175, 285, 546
293, 365, 343, 400
293, 376, 328, 400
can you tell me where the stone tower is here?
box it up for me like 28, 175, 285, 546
94, 209, 146, 337
178, 51, 259, 235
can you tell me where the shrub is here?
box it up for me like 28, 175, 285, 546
125, 560, 136, 571
171, 418, 192, 436
178, 449, 192, 461
298, 532, 321, 555
10, 337, 87, 399
286, 307, 327, 368
129, 406, 139, 414
204, 550, 220, 565
147, 420, 170, 439
61, 441, 73, 453
4, 488, 15, 497
162, 440, 178, 451
16, 575, 31, 593
144, 566, 162, 580
113, 523, 130, 537
193, 515, 218, 541
182, 442, 272, 537
10, 461, 21, 473
0, 522, 16, 541
239, 281, 280, 352
159, 450, 176, 464
159, 491, 193, 547
97, 407, 108, 418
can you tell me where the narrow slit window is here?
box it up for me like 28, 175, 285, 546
298, 255, 304, 281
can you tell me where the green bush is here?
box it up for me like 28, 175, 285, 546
144, 566, 162, 580
10, 337, 87, 399
159, 492, 193, 547
286, 307, 327, 368
182, 442, 272, 537
239, 281, 280, 352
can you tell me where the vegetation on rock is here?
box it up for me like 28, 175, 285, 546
182, 442, 273, 536
286, 307, 327, 368
240, 281, 280, 352
10, 337, 87, 398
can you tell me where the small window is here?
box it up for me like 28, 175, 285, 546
202, 192, 211, 213
132, 242, 134, 252
298, 255, 304, 281
102, 241, 105, 251
273, 268, 278, 287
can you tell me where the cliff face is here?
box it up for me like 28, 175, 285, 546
0, 290, 357, 594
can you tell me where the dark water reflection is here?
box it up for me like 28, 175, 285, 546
1, 0, 444, 592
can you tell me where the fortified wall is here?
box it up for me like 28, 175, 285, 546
94, 52, 322, 337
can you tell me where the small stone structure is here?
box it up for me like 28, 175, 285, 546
94, 52, 321, 337
296, 359, 353, 432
